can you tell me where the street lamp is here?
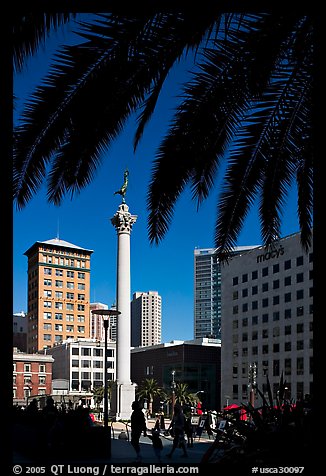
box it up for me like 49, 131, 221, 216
171, 370, 176, 413
92, 309, 120, 429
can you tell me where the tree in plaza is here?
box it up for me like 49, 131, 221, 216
136, 378, 166, 416
13, 12, 313, 259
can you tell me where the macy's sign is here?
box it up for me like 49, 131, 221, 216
256, 245, 285, 263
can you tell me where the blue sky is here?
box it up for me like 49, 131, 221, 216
13, 15, 301, 342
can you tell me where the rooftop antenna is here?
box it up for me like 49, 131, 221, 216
56, 218, 60, 240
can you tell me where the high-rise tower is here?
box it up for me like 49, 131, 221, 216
194, 246, 259, 340
131, 291, 162, 347
24, 238, 93, 352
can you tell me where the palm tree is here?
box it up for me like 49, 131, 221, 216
136, 378, 165, 416
174, 382, 194, 407
13, 12, 313, 258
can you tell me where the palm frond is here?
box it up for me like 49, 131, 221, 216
13, 13, 76, 73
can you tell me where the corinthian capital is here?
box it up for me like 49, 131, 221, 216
111, 203, 137, 234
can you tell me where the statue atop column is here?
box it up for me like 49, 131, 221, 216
114, 169, 129, 203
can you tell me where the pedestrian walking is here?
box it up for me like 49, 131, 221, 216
146, 428, 163, 463
130, 400, 147, 463
166, 404, 188, 458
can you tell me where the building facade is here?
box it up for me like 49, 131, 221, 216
131, 291, 162, 347
46, 338, 116, 393
131, 337, 221, 411
221, 232, 313, 407
13, 311, 28, 352
90, 302, 117, 342
24, 238, 93, 352
194, 246, 258, 340
13, 347, 54, 405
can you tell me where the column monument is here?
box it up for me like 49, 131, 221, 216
110, 170, 138, 420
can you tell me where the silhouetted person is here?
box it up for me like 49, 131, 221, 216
146, 428, 163, 463
130, 400, 147, 463
167, 404, 188, 458
160, 413, 165, 431
185, 416, 194, 447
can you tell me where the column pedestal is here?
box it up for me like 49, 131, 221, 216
110, 382, 137, 420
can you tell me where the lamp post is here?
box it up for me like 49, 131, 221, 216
92, 309, 120, 429
171, 370, 176, 414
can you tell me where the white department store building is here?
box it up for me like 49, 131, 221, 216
221, 231, 313, 407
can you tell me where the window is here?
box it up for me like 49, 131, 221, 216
284, 292, 291, 303
43, 290, 52, 298
44, 279, 52, 286
285, 325, 292, 335
55, 313, 63, 320
262, 313, 268, 323
81, 348, 91, 356
55, 280, 63, 288
77, 304, 85, 311
242, 288, 248, 298
297, 340, 304, 350
242, 303, 248, 312
273, 279, 280, 289
262, 282, 268, 292
72, 360, 79, 367
252, 315, 258, 325
233, 320, 238, 329
262, 344, 268, 354
43, 312, 52, 320
284, 276, 291, 286
252, 285, 258, 295
285, 342, 291, 351
233, 305, 239, 315
273, 311, 280, 321
262, 329, 268, 339
273, 360, 280, 376
43, 334, 51, 341
284, 309, 292, 319
66, 292, 74, 299
78, 272, 85, 279
252, 330, 258, 340
39, 376, 46, 385
297, 273, 304, 283
66, 314, 74, 322
66, 325, 74, 332
78, 283, 85, 290
273, 263, 279, 273
66, 303, 74, 310
233, 291, 239, 300
297, 323, 304, 333
67, 271, 74, 278
297, 290, 304, 300
273, 343, 279, 352
242, 317, 248, 327
78, 326, 85, 333
252, 346, 258, 355
77, 315, 85, 322
252, 301, 258, 310
262, 267, 268, 277
55, 324, 63, 331
44, 268, 52, 275
284, 359, 292, 376
233, 277, 238, 286
24, 363, 31, 372
242, 333, 248, 342
252, 270, 258, 280
44, 301, 52, 308
273, 295, 280, 305
296, 256, 304, 266
262, 298, 269, 308
55, 269, 63, 276
55, 302, 63, 310
242, 273, 248, 283
43, 323, 52, 330
284, 260, 291, 270
55, 291, 63, 299
78, 294, 85, 301
93, 348, 103, 357
72, 348, 79, 355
